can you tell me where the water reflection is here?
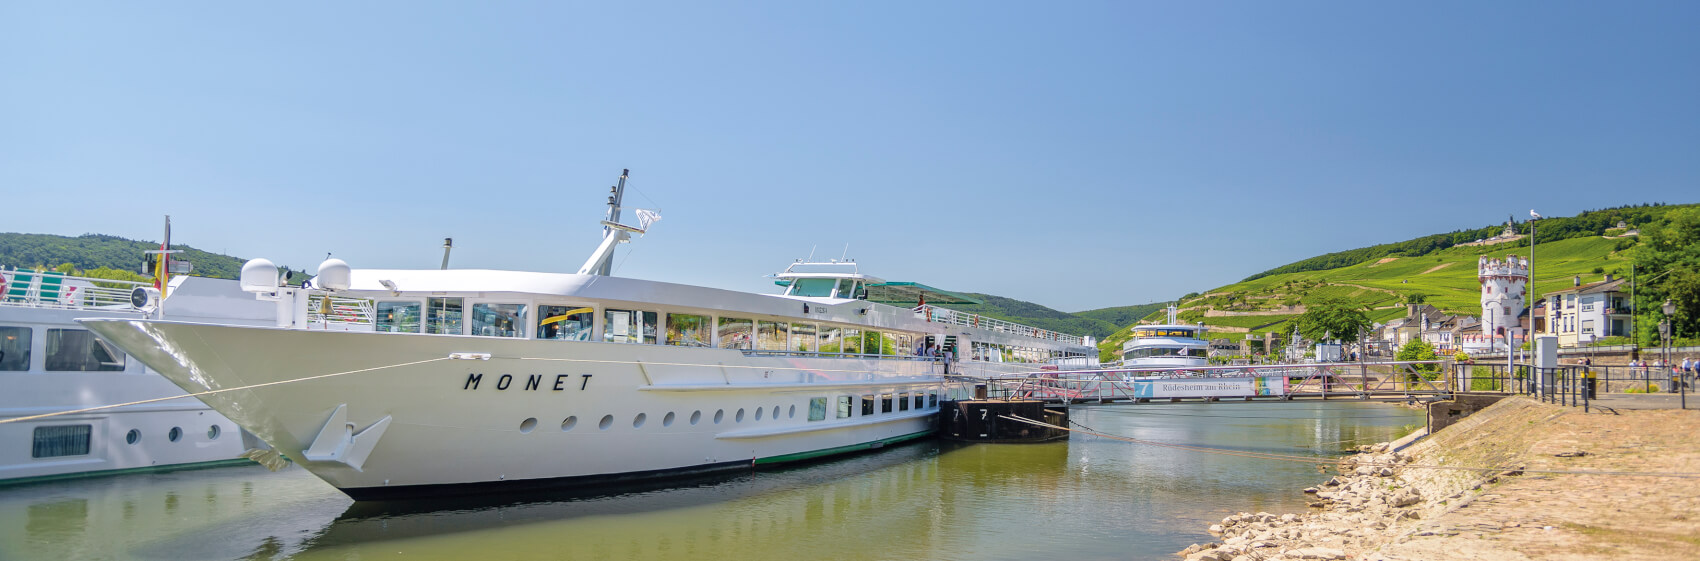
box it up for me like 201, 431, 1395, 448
0, 402, 1421, 561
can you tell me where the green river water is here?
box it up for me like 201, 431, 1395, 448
1, 401, 1422, 560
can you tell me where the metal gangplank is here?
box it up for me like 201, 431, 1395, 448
967, 361, 1475, 404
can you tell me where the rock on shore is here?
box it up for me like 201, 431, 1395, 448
1175, 396, 1700, 560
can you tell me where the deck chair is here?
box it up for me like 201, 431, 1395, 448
3, 270, 37, 302
36, 272, 65, 303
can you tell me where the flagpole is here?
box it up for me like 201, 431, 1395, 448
1528, 211, 1538, 352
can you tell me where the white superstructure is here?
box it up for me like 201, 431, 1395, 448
81, 170, 1095, 500
0, 273, 275, 484
1120, 305, 1208, 367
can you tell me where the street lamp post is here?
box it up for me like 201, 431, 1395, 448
1664, 299, 1682, 409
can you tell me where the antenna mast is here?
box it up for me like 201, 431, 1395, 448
577, 169, 634, 276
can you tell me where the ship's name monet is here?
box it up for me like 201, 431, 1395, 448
462, 373, 591, 391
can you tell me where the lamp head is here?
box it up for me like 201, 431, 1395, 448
1664, 299, 1676, 316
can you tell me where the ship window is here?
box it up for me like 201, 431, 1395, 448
472, 303, 527, 338
914, 393, 924, 409
375, 301, 422, 333
861, 395, 875, 416
789, 278, 837, 297
735, 408, 745, 422
666, 313, 710, 347
717, 317, 754, 350
757, 321, 788, 351
426, 297, 464, 335
841, 328, 861, 354
819, 325, 842, 353
880, 393, 893, 413
790, 323, 817, 353
754, 407, 764, 421
898, 392, 910, 411
44, 329, 125, 371
881, 332, 901, 356
126, 429, 140, 445
928, 392, 938, 408
837, 396, 852, 418
1134, 328, 1198, 338
604, 310, 659, 344
537, 305, 593, 341
808, 398, 828, 421
0, 326, 29, 371
32, 425, 91, 458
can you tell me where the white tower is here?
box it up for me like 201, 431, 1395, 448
1479, 254, 1528, 350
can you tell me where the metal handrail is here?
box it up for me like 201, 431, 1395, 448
918, 305, 1086, 346
307, 293, 375, 325
0, 269, 150, 312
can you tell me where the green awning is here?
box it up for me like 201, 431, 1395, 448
863, 282, 982, 305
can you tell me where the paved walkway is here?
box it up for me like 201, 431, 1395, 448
1582, 392, 1695, 411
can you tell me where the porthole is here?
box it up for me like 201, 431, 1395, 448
126, 429, 140, 445
690, 411, 702, 425
561, 416, 578, 431
663, 412, 676, 427
168, 427, 182, 442
772, 406, 781, 420
519, 418, 538, 434
735, 408, 745, 423
714, 409, 725, 424
633, 413, 647, 428
788, 405, 797, 418
598, 415, 614, 430
207, 425, 221, 440
754, 407, 764, 421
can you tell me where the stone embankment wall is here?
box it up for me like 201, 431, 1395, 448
1177, 397, 1700, 561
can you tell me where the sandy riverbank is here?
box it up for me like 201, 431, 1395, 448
1176, 397, 1700, 560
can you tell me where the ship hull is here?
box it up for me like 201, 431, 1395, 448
82, 319, 943, 499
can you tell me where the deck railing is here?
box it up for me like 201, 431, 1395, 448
0, 269, 150, 312
307, 293, 376, 326
918, 305, 1086, 346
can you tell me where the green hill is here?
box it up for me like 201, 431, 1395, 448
1119, 203, 1699, 359
0, 232, 305, 282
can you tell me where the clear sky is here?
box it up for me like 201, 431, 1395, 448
4, 2, 1697, 312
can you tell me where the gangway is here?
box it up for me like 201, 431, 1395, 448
969, 361, 1471, 404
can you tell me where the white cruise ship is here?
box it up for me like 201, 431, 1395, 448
80, 170, 1095, 500
0, 270, 276, 484
1120, 305, 1209, 368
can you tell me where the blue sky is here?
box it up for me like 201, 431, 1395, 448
3, 2, 1697, 312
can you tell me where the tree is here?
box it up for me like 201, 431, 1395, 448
1396, 339, 1440, 380
1631, 207, 1700, 345
1292, 297, 1371, 343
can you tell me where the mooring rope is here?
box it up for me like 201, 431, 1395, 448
998, 414, 1700, 479
0, 357, 452, 425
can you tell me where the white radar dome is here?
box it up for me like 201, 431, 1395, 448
316, 258, 352, 291
239, 258, 280, 293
